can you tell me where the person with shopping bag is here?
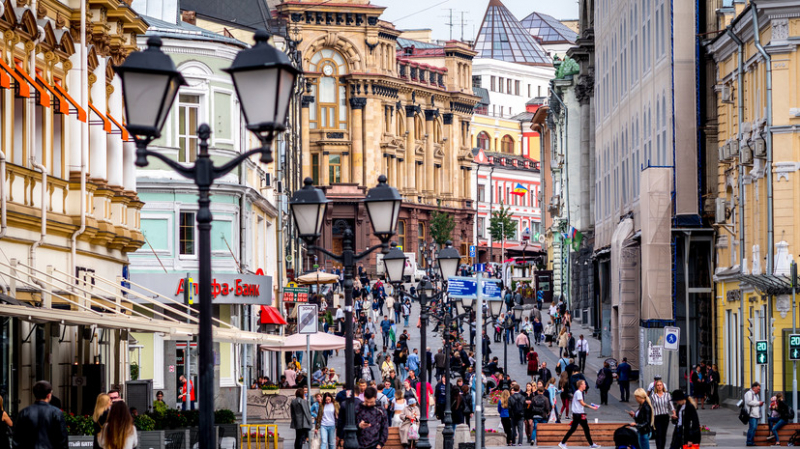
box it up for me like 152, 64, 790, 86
291, 388, 313, 449
399, 397, 420, 448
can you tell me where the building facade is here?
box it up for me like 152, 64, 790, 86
127, 0, 283, 410
276, 0, 479, 272
0, 0, 149, 415
594, 0, 710, 388
709, 1, 800, 402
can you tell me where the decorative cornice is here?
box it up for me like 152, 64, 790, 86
424, 109, 439, 121
301, 95, 315, 108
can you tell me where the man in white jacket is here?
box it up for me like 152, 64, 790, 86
745, 382, 764, 446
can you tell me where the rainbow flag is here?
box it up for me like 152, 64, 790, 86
511, 183, 528, 196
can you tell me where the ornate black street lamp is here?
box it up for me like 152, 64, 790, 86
383, 241, 460, 449
114, 31, 298, 449
289, 176, 401, 449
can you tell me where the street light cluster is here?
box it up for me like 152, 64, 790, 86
114, 30, 300, 449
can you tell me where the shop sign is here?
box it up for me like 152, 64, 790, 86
130, 272, 273, 305
283, 282, 309, 303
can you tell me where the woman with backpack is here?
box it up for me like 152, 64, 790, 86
596, 362, 613, 405
498, 390, 513, 446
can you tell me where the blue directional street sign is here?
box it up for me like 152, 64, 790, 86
447, 277, 478, 298
469, 245, 476, 258
447, 276, 503, 300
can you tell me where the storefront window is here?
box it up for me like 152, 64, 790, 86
329, 155, 342, 183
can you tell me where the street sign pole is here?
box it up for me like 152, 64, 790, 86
475, 270, 483, 449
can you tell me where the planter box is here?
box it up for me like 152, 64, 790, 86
262, 389, 280, 395
484, 431, 507, 446
701, 431, 716, 446
67, 435, 94, 448
139, 430, 165, 449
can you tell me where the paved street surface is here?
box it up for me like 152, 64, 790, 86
271, 294, 748, 449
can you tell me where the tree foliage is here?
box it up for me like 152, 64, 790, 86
429, 209, 456, 247
489, 203, 515, 242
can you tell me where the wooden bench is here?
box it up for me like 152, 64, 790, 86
535, 423, 628, 446
385, 427, 403, 449
751, 423, 800, 446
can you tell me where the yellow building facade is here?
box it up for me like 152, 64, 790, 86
709, 2, 800, 399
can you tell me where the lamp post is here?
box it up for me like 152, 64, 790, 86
521, 229, 531, 278
487, 300, 522, 376
384, 241, 460, 449
114, 31, 298, 449
289, 176, 401, 449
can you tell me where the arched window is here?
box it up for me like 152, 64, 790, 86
501, 135, 514, 153
415, 115, 424, 140
477, 131, 490, 150
308, 49, 348, 130
396, 110, 405, 136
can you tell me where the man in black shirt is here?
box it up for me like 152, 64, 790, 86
13, 380, 68, 449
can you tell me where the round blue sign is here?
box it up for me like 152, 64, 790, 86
666, 334, 677, 344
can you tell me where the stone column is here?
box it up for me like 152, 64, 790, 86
301, 95, 314, 180
405, 105, 417, 193
322, 150, 330, 185
578, 74, 593, 231
106, 76, 124, 189
122, 141, 136, 192
341, 151, 351, 182
89, 58, 107, 182
443, 113, 454, 198
350, 97, 366, 185
424, 109, 436, 195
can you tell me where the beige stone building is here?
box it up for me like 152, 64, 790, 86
276, 0, 480, 270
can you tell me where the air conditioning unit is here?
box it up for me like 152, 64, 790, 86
753, 136, 766, 158
715, 197, 728, 224
548, 195, 560, 212
718, 145, 727, 162
740, 141, 753, 165
721, 84, 734, 104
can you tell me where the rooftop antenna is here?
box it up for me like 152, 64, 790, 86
444, 8, 456, 40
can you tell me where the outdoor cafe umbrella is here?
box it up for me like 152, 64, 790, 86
260, 331, 347, 352
295, 270, 339, 285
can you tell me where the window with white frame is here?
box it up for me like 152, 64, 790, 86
179, 211, 196, 256
178, 94, 200, 162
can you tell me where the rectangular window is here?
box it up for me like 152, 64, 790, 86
329, 154, 342, 183
417, 224, 426, 268
490, 76, 496, 91
478, 184, 485, 202
659, 5, 665, 56
507, 79, 513, 95
179, 212, 196, 255
515, 80, 520, 96
510, 220, 519, 240
397, 220, 406, 250
478, 217, 485, 238
178, 94, 200, 163
527, 84, 531, 98
538, 86, 542, 97
498, 77, 504, 93
311, 154, 320, 184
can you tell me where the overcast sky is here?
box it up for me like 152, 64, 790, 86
377, 0, 580, 42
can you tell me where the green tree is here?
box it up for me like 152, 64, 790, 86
429, 209, 456, 247
489, 203, 515, 242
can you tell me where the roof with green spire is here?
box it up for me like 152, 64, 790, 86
472, 0, 552, 66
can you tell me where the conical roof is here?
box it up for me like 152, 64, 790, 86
473, 0, 552, 66
520, 11, 578, 44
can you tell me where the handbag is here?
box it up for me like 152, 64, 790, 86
309, 431, 322, 449
408, 421, 419, 440
548, 407, 557, 423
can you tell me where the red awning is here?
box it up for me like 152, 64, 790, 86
260, 305, 287, 325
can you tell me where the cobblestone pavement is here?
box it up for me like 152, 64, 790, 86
272, 291, 749, 449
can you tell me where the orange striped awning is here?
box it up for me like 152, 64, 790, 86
88, 102, 111, 132
35, 74, 69, 115
106, 112, 130, 141
14, 62, 48, 107
52, 81, 87, 122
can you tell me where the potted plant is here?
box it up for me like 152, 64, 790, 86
262, 384, 280, 395
319, 382, 338, 392
215, 409, 239, 444
135, 414, 165, 448
64, 412, 95, 444
699, 425, 716, 446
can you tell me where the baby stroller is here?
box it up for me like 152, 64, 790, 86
613, 425, 639, 449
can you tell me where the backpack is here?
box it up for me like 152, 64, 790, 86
531, 393, 550, 418
789, 429, 800, 446
509, 394, 526, 420
595, 368, 606, 389
784, 405, 796, 422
